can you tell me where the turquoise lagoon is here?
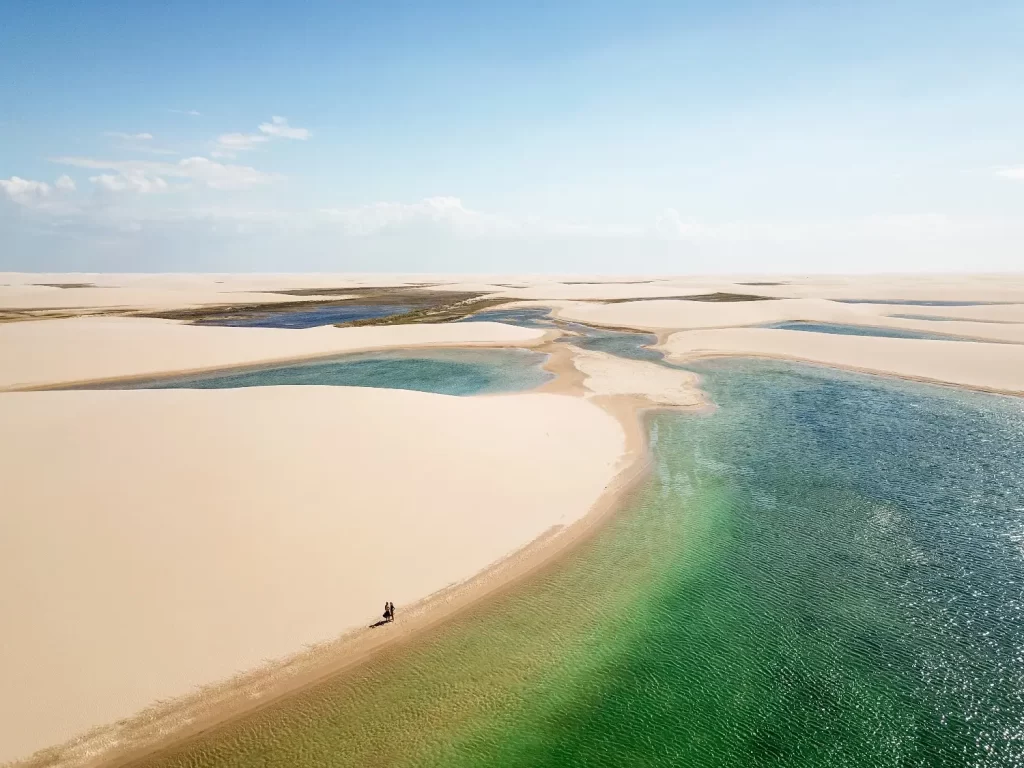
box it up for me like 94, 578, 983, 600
109, 348, 552, 396
135, 358, 1024, 768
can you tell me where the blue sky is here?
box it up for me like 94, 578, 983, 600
2, 0, 1022, 272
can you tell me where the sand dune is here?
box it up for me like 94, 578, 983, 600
0, 387, 625, 764
660, 328, 1024, 393
548, 298, 1024, 344
0, 317, 548, 390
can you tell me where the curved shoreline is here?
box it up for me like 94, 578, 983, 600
25, 398, 660, 768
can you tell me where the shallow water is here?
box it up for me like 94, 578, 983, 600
836, 299, 1011, 307
197, 304, 411, 328
456, 307, 558, 328
763, 320, 968, 341
135, 360, 1024, 768
115, 348, 552, 396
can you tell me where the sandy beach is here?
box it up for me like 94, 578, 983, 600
0, 386, 625, 764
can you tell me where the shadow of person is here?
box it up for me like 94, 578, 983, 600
369, 618, 390, 628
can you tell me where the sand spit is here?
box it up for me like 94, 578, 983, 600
660, 328, 1024, 394
570, 348, 705, 407
0, 387, 625, 765
0, 317, 549, 390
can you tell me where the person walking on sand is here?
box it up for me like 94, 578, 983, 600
383, 602, 391, 623
387, 601, 395, 622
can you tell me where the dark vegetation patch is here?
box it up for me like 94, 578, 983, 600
603, 292, 777, 304
137, 288, 508, 327
34, 282, 96, 289
739, 281, 786, 286
560, 280, 656, 285
339, 295, 512, 327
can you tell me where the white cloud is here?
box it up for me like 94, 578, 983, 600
0, 176, 52, 206
258, 116, 311, 140
168, 109, 201, 116
996, 167, 1024, 180
51, 156, 277, 190
90, 171, 168, 194
104, 131, 154, 141
0, 174, 79, 208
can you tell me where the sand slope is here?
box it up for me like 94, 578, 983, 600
0, 387, 624, 764
661, 328, 1024, 393
0, 317, 547, 390
548, 298, 1024, 344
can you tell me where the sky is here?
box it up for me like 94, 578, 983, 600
1, 0, 1022, 273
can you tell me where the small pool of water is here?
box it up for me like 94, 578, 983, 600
198, 304, 412, 329
890, 313, 1018, 324
107, 348, 552, 396
763, 321, 966, 341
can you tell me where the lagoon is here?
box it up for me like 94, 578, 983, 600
135, 359, 1024, 767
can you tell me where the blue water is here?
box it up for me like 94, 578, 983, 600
892, 314, 1018, 324
198, 305, 412, 328
560, 323, 662, 362
763, 321, 966, 341
456, 308, 557, 328
836, 299, 1011, 306
113, 348, 552, 396
136, 358, 1024, 768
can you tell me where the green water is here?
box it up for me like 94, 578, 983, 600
135, 360, 1024, 767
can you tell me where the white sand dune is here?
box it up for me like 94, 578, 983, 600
0, 387, 625, 764
660, 328, 1024, 393
0, 317, 547, 390
547, 297, 1024, 344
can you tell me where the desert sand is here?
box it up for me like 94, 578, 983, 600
0, 386, 625, 764
3, 272, 1024, 765
548, 297, 1024, 342
0, 317, 548, 390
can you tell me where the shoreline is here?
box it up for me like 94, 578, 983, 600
38, 394, 664, 768
11, 331, 708, 768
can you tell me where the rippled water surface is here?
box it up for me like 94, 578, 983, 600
116, 348, 551, 395
137, 360, 1024, 767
